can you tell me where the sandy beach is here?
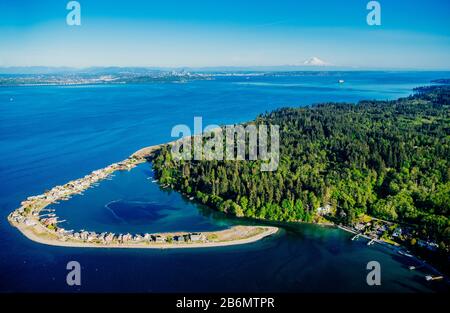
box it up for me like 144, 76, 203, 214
12, 217, 278, 249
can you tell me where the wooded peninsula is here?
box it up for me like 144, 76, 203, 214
152, 84, 450, 270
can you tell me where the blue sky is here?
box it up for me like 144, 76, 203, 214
0, 0, 449, 68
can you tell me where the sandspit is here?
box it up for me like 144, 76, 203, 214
7, 143, 278, 249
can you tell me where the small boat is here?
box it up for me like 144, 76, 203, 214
425, 275, 443, 281
409, 265, 425, 270
338, 79, 345, 84
398, 250, 414, 258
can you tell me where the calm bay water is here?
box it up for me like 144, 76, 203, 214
0, 71, 449, 292
54, 163, 232, 234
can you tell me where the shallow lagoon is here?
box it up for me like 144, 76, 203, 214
53, 163, 232, 234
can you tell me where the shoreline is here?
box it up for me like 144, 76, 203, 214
6, 139, 446, 282
337, 225, 448, 281
7, 142, 278, 249
12, 218, 278, 249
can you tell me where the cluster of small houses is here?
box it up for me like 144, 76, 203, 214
353, 220, 439, 252
10, 206, 207, 245
315, 204, 440, 253
8, 157, 162, 243
58, 230, 206, 245
8, 150, 215, 246
13, 157, 142, 215
7, 154, 207, 246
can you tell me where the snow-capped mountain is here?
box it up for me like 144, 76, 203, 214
303, 57, 330, 66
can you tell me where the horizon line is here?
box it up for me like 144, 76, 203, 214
1, 65, 450, 72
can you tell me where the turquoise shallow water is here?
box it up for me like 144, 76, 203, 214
0, 71, 449, 292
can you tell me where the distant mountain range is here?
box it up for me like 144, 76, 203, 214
0, 65, 339, 75
1, 65, 448, 75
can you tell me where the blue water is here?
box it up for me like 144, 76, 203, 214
53, 163, 232, 234
1, 71, 449, 292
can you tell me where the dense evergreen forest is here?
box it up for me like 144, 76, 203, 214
152, 85, 450, 251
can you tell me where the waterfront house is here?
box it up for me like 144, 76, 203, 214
80, 231, 89, 241
42, 217, 57, 226
418, 240, 439, 251
87, 232, 98, 242
98, 232, 107, 242
392, 228, 402, 237
377, 224, 387, 233
190, 233, 204, 242
174, 235, 185, 243
152, 235, 165, 242
122, 233, 132, 242
317, 204, 332, 215
105, 233, 115, 243
24, 219, 36, 226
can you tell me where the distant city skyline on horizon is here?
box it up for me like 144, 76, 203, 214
1, 0, 449, 69
3, 63, 450, 73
